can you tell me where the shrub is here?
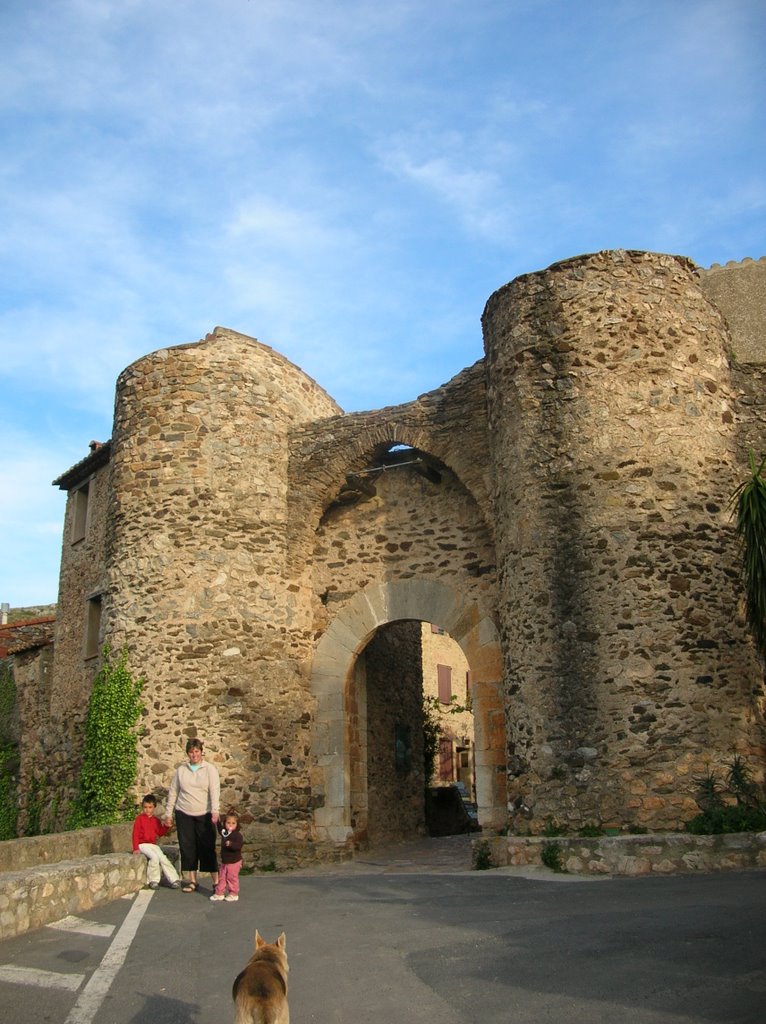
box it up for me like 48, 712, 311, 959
68, 645, 145, 828
579, 823, 603, 838
541, 841, 564, 872
687, 754, 766, 835
686, 805, 766, 835
0, 665, 19, 839
730, 451, 766, 659
473, 840, 493, 870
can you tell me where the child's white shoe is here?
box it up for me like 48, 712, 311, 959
209, 893, 225, 901
224, 894, 239, 902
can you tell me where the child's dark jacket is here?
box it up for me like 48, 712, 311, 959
217, 822, 243, 864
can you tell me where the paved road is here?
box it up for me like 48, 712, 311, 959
1, 840, 765, 1023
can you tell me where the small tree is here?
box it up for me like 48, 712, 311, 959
68, 645, 145, 828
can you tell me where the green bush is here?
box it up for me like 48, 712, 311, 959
0, 665, 19, 840
68, 645, 145, 828
579, 823, 603, 838
473, 840, 493, 870
0, 748, 19, 840
730, 451, 766, 659
541, 841, 565, 872
686, 805, 766, 835
687, 754, 766, 835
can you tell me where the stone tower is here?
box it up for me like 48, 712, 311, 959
104, 328, 342, 854
482, 250, 765, 829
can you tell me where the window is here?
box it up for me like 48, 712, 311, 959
430, 623, 446, 635
84, 594, 102, 659
465, 670, 473, 704
437, 664, 452, 704
439, 737, 454, 781
72, 483, 90, 543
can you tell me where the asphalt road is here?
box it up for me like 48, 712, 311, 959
0, 862, 764, 1023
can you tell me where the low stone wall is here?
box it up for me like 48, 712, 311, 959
476, 832, 766, 875
0, 824, 144, 941
0, 823, 133, 873
0, 853, 146, 941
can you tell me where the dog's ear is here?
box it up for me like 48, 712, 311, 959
277, 932, 286, 951
255, 930, 264, 949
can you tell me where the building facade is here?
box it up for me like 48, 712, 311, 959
15, 249, 766, 863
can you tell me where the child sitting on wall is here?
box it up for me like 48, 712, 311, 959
132, 793, 181, 890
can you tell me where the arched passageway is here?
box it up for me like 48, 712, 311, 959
309, 579, 506, 849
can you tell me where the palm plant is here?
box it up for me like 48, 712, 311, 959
726, 754, 759, 807
730, 450, 766, 660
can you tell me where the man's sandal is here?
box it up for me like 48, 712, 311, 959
182, 881, 197, 893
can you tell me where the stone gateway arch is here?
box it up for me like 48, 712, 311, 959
310, 580, 505, 847
19, 250, 766, 864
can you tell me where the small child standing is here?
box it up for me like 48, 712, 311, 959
209, 810, 244, 902
132, 793, 181, 890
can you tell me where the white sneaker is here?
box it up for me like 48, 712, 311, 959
224, 894, 239, 902
209, 894, 225, 901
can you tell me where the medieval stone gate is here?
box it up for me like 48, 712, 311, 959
15, 249, 766, 863
310, 579, 505, 848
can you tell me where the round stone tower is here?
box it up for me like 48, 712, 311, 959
482, 250, 765, 832
104, 327, 341, 860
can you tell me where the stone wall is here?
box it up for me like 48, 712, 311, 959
482, 250, 765, 833
12, 643, 55, 833
699, 257, 766, 364
45, 449, 111, 826
362, 622, 425, 844
478, 831, 766, 876
0, 822, 133, 872
99, 328, 343, 863
0, 824, 140, 941
420, 623, 474, 790
24, 248, 766, 861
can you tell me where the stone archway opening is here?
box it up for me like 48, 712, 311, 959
346, 618, 478, 848
309, 580, 506, 854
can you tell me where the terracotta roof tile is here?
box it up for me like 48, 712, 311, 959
0, 617, 56, 657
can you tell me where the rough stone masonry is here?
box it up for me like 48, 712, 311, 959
13, 249, 766, 865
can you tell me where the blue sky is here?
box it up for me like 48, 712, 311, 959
1, 0, 764, 607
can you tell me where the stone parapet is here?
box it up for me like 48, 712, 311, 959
0, 824, 143, 941
476, 832, 766, 876
0, 852, 146, 941
0, 823, 133, 873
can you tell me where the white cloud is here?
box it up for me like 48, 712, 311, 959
0, 0, 764, 605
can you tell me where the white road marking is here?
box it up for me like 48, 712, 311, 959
63, 889, 153, 1024
0, 965, 84, 991
48, 916, 115, 939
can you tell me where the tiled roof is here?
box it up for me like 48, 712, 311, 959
0, 617, 56, 657
53, 440, 112, 491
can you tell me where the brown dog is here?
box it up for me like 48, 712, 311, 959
232, 930, 289, 1024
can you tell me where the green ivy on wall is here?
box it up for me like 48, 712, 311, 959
68, 645, 145, 828
0, 664, 19, 840
422, 693, 471, 789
